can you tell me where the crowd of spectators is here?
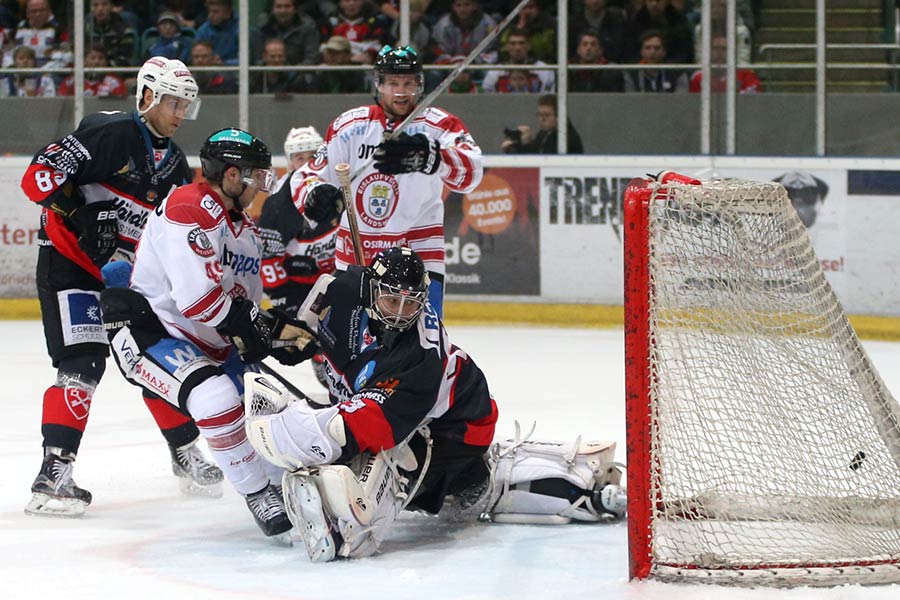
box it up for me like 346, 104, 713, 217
0, 0, 761, 97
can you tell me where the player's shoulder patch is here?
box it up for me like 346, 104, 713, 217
330, 106, 373, 135
421, 107, 450, 124
164, 183, 224, 228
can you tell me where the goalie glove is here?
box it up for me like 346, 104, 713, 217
373, 132, 441, 175
71, 200, 118, 267
266, 307, 318, 366
216, 297, 272, 364
303, 183, 344, 225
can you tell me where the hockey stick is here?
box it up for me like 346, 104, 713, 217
347, 0, 532, 183
257, 360, 315, 404
335, 163, 365, 265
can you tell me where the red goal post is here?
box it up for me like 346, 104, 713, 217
623, 172, 900, 587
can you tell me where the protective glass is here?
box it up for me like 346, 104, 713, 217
243, 167, 277, 193
160, 94, 201, 120
372, 281, 427, 330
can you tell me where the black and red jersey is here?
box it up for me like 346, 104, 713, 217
21, 111, 192, 280
308, 266, 497, 458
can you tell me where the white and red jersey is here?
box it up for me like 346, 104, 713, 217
131, 181, 264, 363
294, 104, 483, 275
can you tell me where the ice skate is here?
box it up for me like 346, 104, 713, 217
245, 483, 293, 544
170, 439, 224, 498
24, 448, 92, 517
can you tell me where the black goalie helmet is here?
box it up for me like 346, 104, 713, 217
368, 246, 430, 331
200, 128, 275, 192
374, 45, 424, 102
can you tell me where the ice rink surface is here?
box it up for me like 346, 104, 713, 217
3, 320, 900, 600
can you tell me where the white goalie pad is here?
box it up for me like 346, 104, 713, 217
484, 424, 626, 524
243, 373, 344, 470
282, 445, 417, 561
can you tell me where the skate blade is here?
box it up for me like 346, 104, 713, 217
269, 531, 293, 547
24, 492, 88, 518
283, 473, 337, 562
177, 478, 224, 498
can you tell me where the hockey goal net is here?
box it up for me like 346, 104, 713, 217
624, 173, 900, 587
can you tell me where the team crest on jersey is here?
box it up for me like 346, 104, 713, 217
187, 227, 215, 257
227, 283, 249, 299
310, 145, 327, 169
356, 173, 399, 228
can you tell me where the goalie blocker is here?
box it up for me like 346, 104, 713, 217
244, 372, 627, 562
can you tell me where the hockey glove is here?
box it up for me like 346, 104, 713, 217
304, 184, 344, 225
284, 255, 319, 278
71, 200, 118, 267
216, 297, 272, 364
266, 307, 318, 366
373, 132, 441, 176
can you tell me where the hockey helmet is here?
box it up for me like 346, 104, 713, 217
135, 56, 201, 120
374, 45, 424, 102
200, 129, 275, 192
284, 126, 324, 159
368, 246, 430, 331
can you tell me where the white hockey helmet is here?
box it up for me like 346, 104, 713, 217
135, 56, 201, 120
284, 126, 324, 159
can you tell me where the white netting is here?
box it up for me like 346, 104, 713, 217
643, 179, 900, 586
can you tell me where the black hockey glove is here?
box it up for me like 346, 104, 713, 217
216, 297, 272, 364
284, 255, 318, 278
71, 200, 118, 267
266, 307, 318, 366
374, 132, 441, 175
304, 184, 344, 224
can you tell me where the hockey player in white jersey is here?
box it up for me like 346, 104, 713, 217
288, 44, 484, 316
100, 129, 318, 538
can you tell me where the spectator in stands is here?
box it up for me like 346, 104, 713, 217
497, 68, 542, 92
568, 0, 629, 63
318, 0, 391, 65
190, 38, 237, 93
155, 0, 207, 29
259, 0, 320, 65
309, 34, 368, 92
629, 0, 694, 64
432, 0, 498, 64
5, 0, 68, 68
86, 0, 137, 66
569, 29, 624, 92
774, 171, 829, 230
58, 45, 127, 96
0, 45, 56, 96
448, 57, 478, 93
624, 29, 688, 93
689, 34, 759, 93
500, 0, 555, 62
196, 0, 260, 65
693, 0, 752, 65
252, 37, 305, 93
501, 94, 584, 154
482, 28, 553, 93
390, 0, 434, 63
143, 11, 193, 63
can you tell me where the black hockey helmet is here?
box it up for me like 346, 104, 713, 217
374, 45, 424, 103
200, 128, 274, 191
368, 246, 430, 331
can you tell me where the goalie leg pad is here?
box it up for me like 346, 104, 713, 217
484, 432, 625, 523
282, 470, 339, 562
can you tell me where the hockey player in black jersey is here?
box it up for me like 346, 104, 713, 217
19, 56, 221, 517
243, 247, 628, 561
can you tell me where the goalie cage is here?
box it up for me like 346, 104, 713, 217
623, 172, 900, 587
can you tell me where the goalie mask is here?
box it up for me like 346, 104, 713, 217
200, 129, 276, 193
374, 45, 424, 107
135, 56, 201, 120
368, 247, 430, 332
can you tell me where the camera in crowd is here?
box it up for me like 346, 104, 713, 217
504, 127, 522, 144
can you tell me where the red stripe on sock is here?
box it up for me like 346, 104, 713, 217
43, 385, 91, 431
143, 396, 192, 430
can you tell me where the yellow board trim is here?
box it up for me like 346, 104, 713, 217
4, 298, 900, 341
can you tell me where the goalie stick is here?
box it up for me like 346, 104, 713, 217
347, 0, 533, 183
